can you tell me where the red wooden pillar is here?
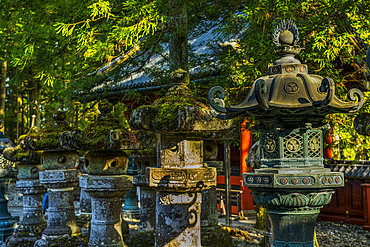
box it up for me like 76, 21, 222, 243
361, 184, 370, 231
323, 131, 333, 159
240, 120, 253, 210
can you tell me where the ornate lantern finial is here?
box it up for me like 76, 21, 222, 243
272, 19, 299, 47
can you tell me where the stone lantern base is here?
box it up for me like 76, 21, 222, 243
5, 180, 47, 247
80, 174, 133, 247
34, 169, 81, 247
0, 177, 17, 243
125, 174, 156, 247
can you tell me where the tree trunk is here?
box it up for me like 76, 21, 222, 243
0, 61, 6, 133
168, 0, 188, 72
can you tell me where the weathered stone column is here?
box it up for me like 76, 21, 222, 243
19, 109, 82, 246
125, 154, 156, 247
201, 140, 232, 247
76, 159, 92, 237
148, 136, 216, 247
130, 69, 232, 247
136, 155, 156, 232
3, 148, 47, 246
80, 169, 132, 247
34, 151, 81, 246
64, 100, 140, 247
136, 176, 156, 231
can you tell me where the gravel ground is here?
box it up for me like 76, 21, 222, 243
227, 220, 370, 247
128, 219, 370, 247
316, 220, 370, 247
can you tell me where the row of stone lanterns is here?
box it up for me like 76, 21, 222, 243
1, 97, 236, 247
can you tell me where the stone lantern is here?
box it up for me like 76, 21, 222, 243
21, 109, 82, 246
125, 152, 157, 247
208, 19, 364, 246
63, 100, 141, 247
3, 140, 46, 246
130, 69, 232, 247
0, 131, 16, 243
122, 157, 140, 220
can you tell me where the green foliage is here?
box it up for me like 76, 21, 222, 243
255, 204, 266, 230
215, 0, 370, 159
0, 0, 370, 161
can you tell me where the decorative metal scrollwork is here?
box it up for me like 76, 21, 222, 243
272, 19, 299, 47
208, 86, 227, 120
309, 138, 320, 152
255, 79, 269, 110
347, 88, 364, 113
318, 77, 335, 107
286, 138, 301, 153
265, 138, 276, 153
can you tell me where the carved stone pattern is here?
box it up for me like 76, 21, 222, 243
252, 191, 335, 209
335, 176, 341, 184
321, 177, 327, 185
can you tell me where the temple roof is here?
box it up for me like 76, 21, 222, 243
76, 19, 243, 101
325, 160, 370, 179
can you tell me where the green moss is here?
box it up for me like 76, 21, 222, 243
13, 146, 30, 160
145, 94, 197, 131
49, 235, 88, 247
25, 121, 73, 150
255, 204, 266, 230
77, 113, 135, 150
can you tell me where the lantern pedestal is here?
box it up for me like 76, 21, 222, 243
6, 180, 46, 246
125, 173, 156, 247
80, 175, 132, 247
0, 177, 16, 243
34, 151, 81, 247
122, 188, 140, 220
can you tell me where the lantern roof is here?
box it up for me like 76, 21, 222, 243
208, 19, 364, 128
